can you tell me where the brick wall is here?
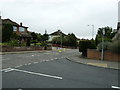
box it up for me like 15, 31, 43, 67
1, 46, 52, 52
87, 49, 120, 62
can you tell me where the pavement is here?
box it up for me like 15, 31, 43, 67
67, 54, 120, 70
0, 48, 120, 70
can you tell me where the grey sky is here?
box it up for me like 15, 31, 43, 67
0, 0, 119, 39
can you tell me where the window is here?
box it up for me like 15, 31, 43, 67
19, 27, 25, 32
13, 26, 17, 31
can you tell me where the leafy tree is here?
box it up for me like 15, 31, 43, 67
31, 32, 38, 40
79, 40, 96, 57
65, 33, 77, 47
41, 33, 49, 41
95, 26, 116, 45
11, 32, 19, 40
97, 41, 111, 52
2, 24, 13, 42
52, 33, 77, 48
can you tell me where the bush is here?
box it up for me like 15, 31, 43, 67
109, 40, 120, 54
97, 41, 111, 52
79, 40, 96, 57
8, 40, 19, 46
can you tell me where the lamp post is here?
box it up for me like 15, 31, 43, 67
59, 30, 62, 48
87, 24, 94, 40
101, 29, 105, 60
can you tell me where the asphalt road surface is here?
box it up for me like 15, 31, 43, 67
1, 49, 119, 88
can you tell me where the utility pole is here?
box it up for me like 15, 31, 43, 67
60, 30, 62, 48
101, 29, 105, 60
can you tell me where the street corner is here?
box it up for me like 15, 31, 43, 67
87, 63, 108, 68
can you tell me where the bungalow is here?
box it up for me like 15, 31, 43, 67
48, 30, 66, 42
2, 18, 32, 46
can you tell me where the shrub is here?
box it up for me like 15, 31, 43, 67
97, 41, 111, 52
79, 40, 96, 57
8, 40, 19, 46
109, 40, 120, 54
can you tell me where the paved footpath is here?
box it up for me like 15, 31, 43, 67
67, 54, 120, 70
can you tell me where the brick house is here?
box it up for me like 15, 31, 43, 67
2, 18, 32, 46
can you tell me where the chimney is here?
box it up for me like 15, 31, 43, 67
20, 22, 22, 26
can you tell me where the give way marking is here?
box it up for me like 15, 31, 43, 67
112, 86, 120, 89
1, 68, 63, 80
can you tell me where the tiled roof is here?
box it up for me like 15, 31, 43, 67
2, 18, 28, 28
50, 30, 66, 36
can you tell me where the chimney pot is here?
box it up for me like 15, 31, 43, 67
20, 22, 22, 26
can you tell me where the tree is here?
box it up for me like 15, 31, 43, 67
51, 33, 77, 48
2, 24, 13, 42
41, 33, 49, 41
31, 32, 38, 40
97, 41, 111, 52
65, 33, 77, 47
79, 40, 96, 57
95, 26, 116, 45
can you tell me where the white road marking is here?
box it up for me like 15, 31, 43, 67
1, 68, 11, 71
15, 65, 23, 68
12, 68, 63, 80
112, 86, 120, 89
24, 64, 28, 66
27, 63, 31, 65
51, 59, 54, 61
33, 62, 38, 64
1, 68, 14, 72
45, 60, 49, 62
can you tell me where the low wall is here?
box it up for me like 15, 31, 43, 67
1, 46, 52, 52
87, 49, 120, 62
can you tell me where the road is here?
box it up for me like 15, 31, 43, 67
1, 48, 119, 88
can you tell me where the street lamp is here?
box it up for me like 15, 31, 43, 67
101, 29, 105, 60
87, 24, 94, 40
59, 30, 62, 48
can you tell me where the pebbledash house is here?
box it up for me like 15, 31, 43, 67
2, 18, 32, 46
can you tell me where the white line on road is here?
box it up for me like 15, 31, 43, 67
15, 65, 23, 68
27, 63, 32, 65
33, 62, 38, 64
1, 68, 14, 72
112, 86, 120, 89
12, 68, 63, 80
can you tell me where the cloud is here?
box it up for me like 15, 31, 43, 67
0, 0, 119, 39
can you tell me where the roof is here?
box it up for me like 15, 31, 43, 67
2, 19, 19, 26
2, 18, 28, 28
50, 30, 66, 36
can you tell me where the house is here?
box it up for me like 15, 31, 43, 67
2, 18, 32, 46
48, 30, 66, 42
112, 22, 120, 40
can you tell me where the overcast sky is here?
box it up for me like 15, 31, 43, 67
0, 0, 119, 39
